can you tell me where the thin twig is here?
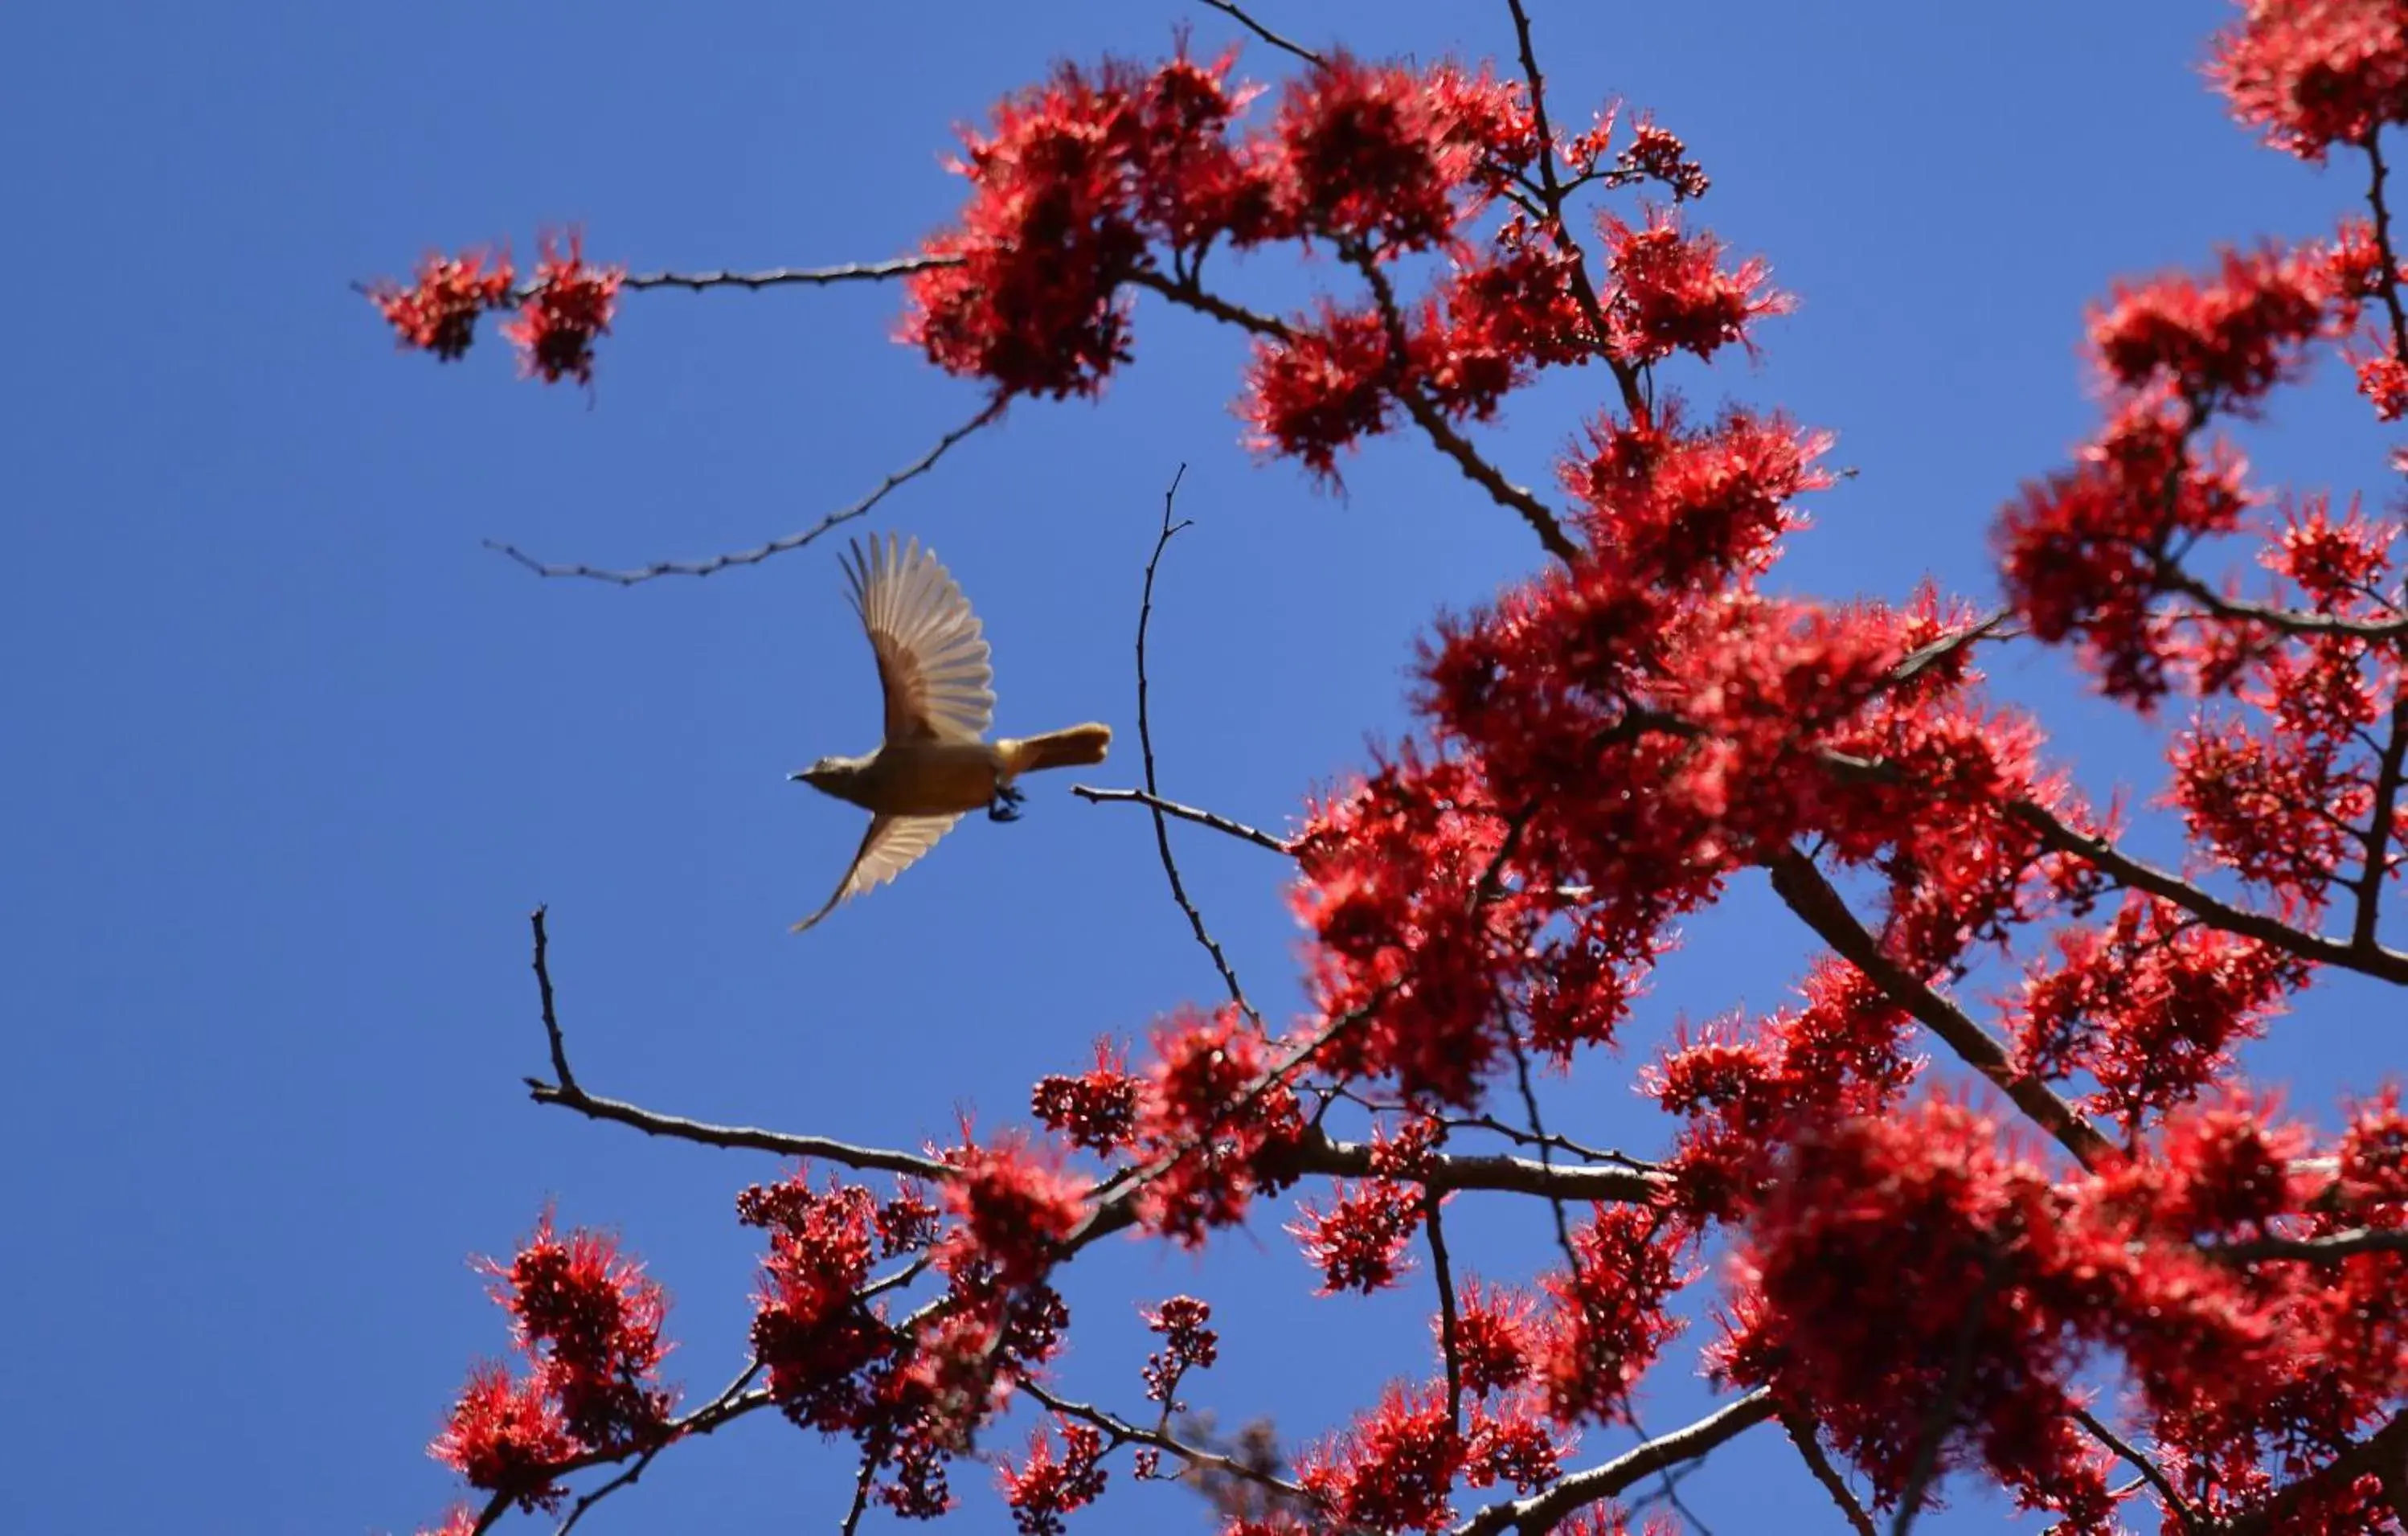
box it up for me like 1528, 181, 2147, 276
517, 914, 952, 1178
1452, 1390, 1777, 1535
1198, 0, 1325, 67
1126, 466, 1259, 1021
1783, 1410, 1877, 1536
553, 1362, 764, 1536
1070, 784, 1296, 854
2071, 1407, 2193, 1533
610, 256, 960, 295
2353, 690, 2408, 951
528, 905, 575, 1093
1020, 1381, 1315, 1504
483, 395, 1005, 585
1426, 1190, 1464, 1435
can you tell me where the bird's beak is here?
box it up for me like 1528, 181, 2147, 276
788, 771, 806, 782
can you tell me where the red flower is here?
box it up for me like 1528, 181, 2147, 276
1239, 301, 1399, 484
368, 247, 515, 360
1288, 1178, 1424, 1293
1033, 1037, 1142, 1154
1538, 1206, 1691, 1427
501, 231, 624, 386
2087, 244, 2329, 408
1598, 210, 1792, 365
1298, 1382, 1466, 1531
429, 1362, 574, 1511
2210, 0, 2408, 160
1446, 1278, 1538, 1397
999, 1420, 1110, 1536
486, 1210, 677, 1450
1141, 1294, 1219, 1407
940, 1130, 1087, 1288
1267, 53, 1509, 250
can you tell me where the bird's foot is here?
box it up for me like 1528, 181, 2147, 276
987, 783, 1026, 823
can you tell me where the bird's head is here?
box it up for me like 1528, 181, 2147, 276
789, 754, 854, 793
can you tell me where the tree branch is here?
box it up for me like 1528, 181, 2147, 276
1020, 1380, 1314, 1504
1454, 1390, 1777, 1534
483, 394, 1006, 584
1426, 1190, 1464, 1435
1071, 784, 1296, 853
1198, 0, 1325, 68
1124, 465, 1259, 1022
1763, 848, 2115, 1167
2072, 1406, 2193, 1533
1783, 1409, 1877, 1536
2004, 800, 2408, 985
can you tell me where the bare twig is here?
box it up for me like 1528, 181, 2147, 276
1426, 1190, 1464, 1435
1020, 1381, 1315, 1504
553, 1362, 764, 1536
1123, 466, 1259, 1021
1070, 784, 1296, 854
483, 394, 1006, 584
2071, 1407, 2193, 1533
1198, 0, 1325, 68
1783, 1410, 1877, 1536
609, 256, 961, 296
1453, 1390, 1777, 1535
1764, 848, 2115, 1167
527, 905, 575, 1093
517, 913, 952, 1178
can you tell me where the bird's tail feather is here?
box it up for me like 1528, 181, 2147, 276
1002, 722, 1112, 775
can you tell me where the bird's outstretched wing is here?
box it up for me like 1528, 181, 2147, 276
842, 534, 995, 745
790, 813, 964, 934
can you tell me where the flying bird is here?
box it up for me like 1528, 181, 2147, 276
787, 532, 1112, 934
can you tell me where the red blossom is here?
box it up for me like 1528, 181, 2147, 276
501, 231, 622, 387
2087, 244, 2330, 408
1141, 1294, 1219, 1407
999, 1419, 1110, 1536
485, 1210, 677, 1450
368, 246, 514, 360
1598, 210, 1792, 365
1239, 301, 1399, 484
1446, 1277, 1538, 1397
430, 1362, 574, 1511
1033, 1037, 1142, 1154
940, 1129, 1087, 1288
1266, 54, 1529, 250
1539, 1206, 1691, 1426
1289, 1178, 1424, 1293
1131, 1004, 1306, 1243
1297, 1382, 1466, 1531
2210, 0, 2408, 160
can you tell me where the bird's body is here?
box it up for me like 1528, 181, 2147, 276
787, 534, 1110, 933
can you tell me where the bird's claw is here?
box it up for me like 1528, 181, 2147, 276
987, 783, 1026, 823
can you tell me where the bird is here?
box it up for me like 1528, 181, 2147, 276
786, 531, 1113, 934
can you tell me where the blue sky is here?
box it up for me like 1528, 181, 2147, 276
2, 2, 2400, 1532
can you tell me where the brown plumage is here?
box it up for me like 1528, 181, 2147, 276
788, 533, 1111, 933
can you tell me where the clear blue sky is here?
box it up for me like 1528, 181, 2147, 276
2, 2, 2399, 1533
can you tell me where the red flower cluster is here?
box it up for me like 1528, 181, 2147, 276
939, 1129, 1087, 1288
1031, 1037, 1141, 1153
2087, 244, 2329, 409
1288, 1178, 1425, 1294
1597, 211, 1790, 365
1128, 1004, 1307, 1243
1141, 1294, 1219, 1409
1297, 1382, 1465, 1532
2211, 0, 2408, 159
370, 246, 514, 361
2013, 893, 2310, 1125
999, 1420, 1109, 1536
501, 231, 624, 387
429, 1212, 678, 1511
1537, 1206, 1691, 1427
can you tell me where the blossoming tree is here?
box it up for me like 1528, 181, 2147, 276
368, 3, 2408, 1533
